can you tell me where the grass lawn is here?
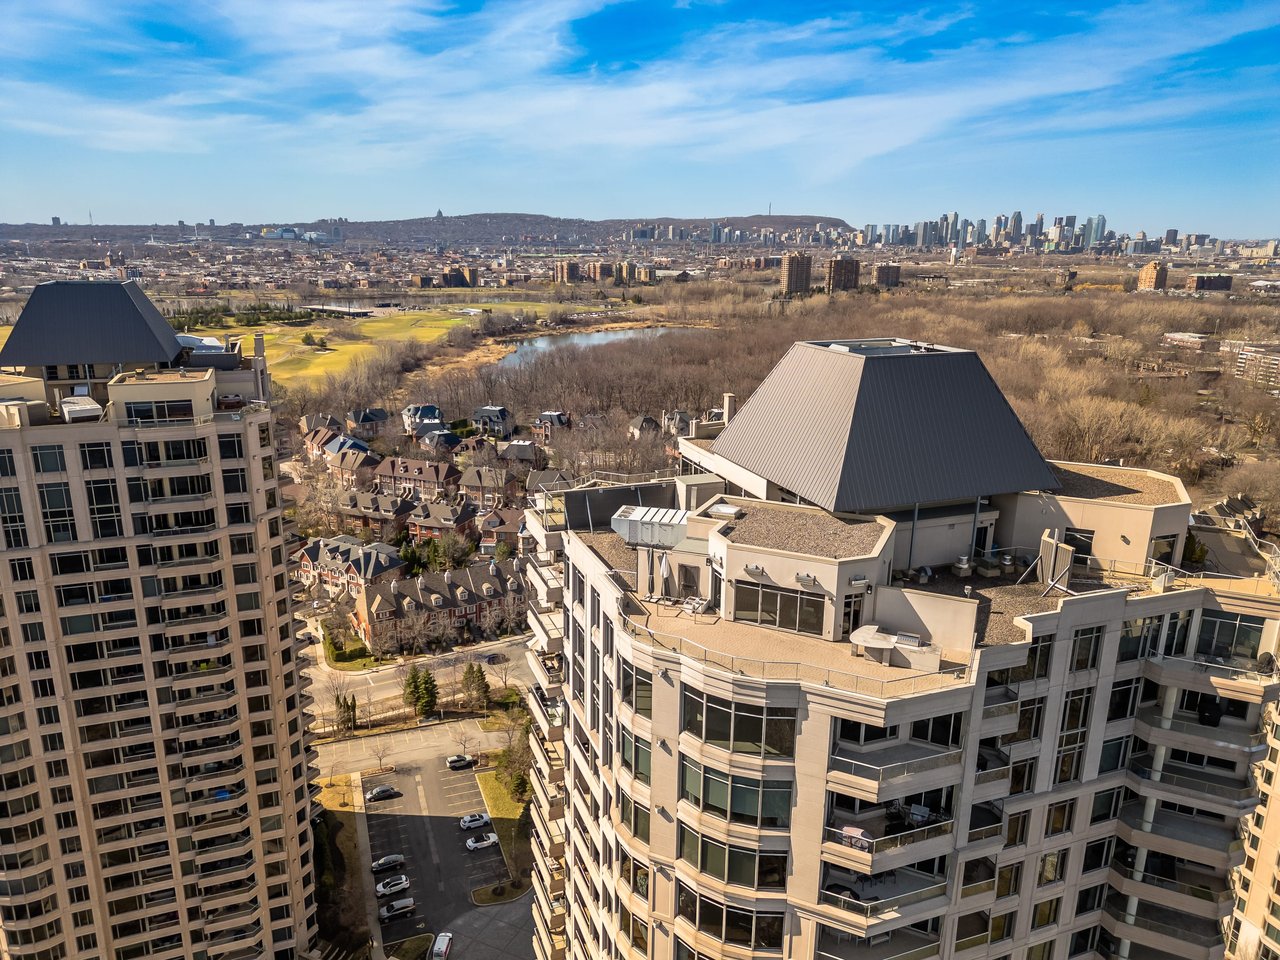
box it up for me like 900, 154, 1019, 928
475, 770, 532, 886
324, 650, 384, 671
315, 776, 370, 949
386, 933, 435, 960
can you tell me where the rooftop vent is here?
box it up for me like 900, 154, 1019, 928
707, 503, 744, 520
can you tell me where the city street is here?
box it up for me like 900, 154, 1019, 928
319, 719, 535, 959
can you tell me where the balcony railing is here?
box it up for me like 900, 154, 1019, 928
1129, 755, 1257, 802
819, 880, 948, 917
824, 818, 955, 855
829, 747, 962, 783
1109, 860, 1230, 904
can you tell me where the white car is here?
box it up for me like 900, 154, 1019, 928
375, 874, 410, 898
446, 754, 476, 770
432, 932, 454, 958
371, 854, 406, 873
459, 813, 491, 831
379, 897, 415, 922
466, 832, 500, 851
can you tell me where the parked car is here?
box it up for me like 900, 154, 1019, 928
375, 874, 411, 898
365, 784, 398, 802
378, 897, 415, 922
459, 813, 491, 830
466, 832, 500, 851
371, 854, 406, 873
432, 932, 454, 958
446, 754, 476, 770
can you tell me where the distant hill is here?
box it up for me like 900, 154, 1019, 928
0, 211, 851, 245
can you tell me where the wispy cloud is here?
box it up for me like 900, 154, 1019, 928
1, 0, 1277, 230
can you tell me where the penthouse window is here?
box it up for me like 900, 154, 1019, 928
733, 581, 823, 636
124, 399, 194, 424
1197, 610, 1265, 661
681, 687, 796, 757
31, 445, 66, 474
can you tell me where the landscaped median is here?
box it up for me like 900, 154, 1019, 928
386, 933, 435, 960
473, 770, 533, 905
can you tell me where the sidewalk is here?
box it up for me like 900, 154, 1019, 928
350, 773, 388, 960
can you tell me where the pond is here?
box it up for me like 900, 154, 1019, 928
495, 326, 698, 368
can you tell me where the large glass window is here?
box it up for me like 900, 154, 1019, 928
0, 488, 28, 549
617, 787, 650, 843
619, 728, 652, 785
682, 685, 796, 757
1197, 610, 1265, 661
678, 755, 791, 827
1070, 626, 1103, 671
677, 824, 787, 888
619, 658, 652, 719
733, 581, 824, 636
38, 482, 76, 543
674, 881, 783, 949
31, 445, 66, 473
1119, 616, 1161, 662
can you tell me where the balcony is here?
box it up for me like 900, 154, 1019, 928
528, 684, 565, 739
527, 552, 564, 605
529, 604, 565, 655
823, 805, 956, 870
828, 742, 962, 801
818, 865, 948, 929
531, 731, 566, 784
1108, 859, 1229, 919
958, 857, 996, 902
816, 922, 940, 960
528, 649, 565, 698
965, 802, 1004, 845
1128, 754, 1258, 806
1117, 801, 1241, 869
1134, 706, 1265, 755
531, 800, 566, 858
1102, 894, 1223, 959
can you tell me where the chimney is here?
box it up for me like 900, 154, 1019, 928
722, 392, 737, 423
254, 333, 265, 359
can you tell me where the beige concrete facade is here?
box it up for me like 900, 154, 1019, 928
0, 306, 316, 958
524, 342, 1280, 960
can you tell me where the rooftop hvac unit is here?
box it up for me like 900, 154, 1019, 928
611, 505, 689, 548
707, 503, 744, 520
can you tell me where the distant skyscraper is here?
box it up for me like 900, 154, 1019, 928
1033, 213, 1044, 238
862, 224, 877, 246
1083, 217, 1095, 249
946, 212, 959, 244
51, 216, 60, 227
824, 255, 860, 293
1164, 228, 1179, 246
1009, 211, 1023, 241
975, 219, 987, 244
780, 252, 813, 295
1093, 214, 1107, 246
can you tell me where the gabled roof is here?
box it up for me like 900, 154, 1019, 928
0, 280, 182, 367
709, 340, 1060, 513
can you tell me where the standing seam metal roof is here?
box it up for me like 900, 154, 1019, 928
0, 280, 182, 367
710, 341, 1060, 512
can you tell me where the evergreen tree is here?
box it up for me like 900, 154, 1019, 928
403, 663, 421, 707
461, 663, 491, 712
417, 667, 438, 716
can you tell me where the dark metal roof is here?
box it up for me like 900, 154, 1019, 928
710, 340, 1060, 512
0, 280, 182, 367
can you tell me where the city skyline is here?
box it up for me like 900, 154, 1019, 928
2, 0, 1279, 235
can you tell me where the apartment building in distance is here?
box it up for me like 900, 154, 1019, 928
0, 281, 317, 960
780, 253, 813, 296
1137, 261, 1168, 291
825, 256, 861, 294
524, 337, 1280, 960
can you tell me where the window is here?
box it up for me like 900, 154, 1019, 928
222, 468, 248, 494
677, 824, 787, 888
682, 686, 796, 757
911, 712, 964, 747
1010, 758, 1037, 795
0, 449, 13, 476
218, 434, 244, 459
1075, 882, 1106, 915
1061, 688, 1092, 732
1054, 731, 1086, 785
617, 787, 650, 843
1082, 837, 1113, 872
1038, 849, 1068, 886
678, 755, 791, 827
8, 558, 34, 582
1198, 610, 1265, 661
617, 846, 651, 899
1071, 626, 1103, 671
989, 911, 1016, 942
85, 479, 122, 539
618, 728, 652, 785
1027, 941, 1057, 960
996, 861, 1022, 898
0, 488, 29, 548
1107, 678, 1141, 722
31, 445, 66, 473
733, 580, 824, 636
1090, 787, 1123, 824
1045, 800, 1075, 837
1031, 897, 1061, 929
38, 482, 77, 542
1119, 616, 1161, 661
675, 881, 783, 949
1163, 610, 1192, 657
1008, 697, 1045, 742
1009, 634, 1053, 682
619, 659, 652, 719
15, 590, 40, 614
1005, 811, 1029, 847
124, 399, 194, 423
1098, 736, 1131, 774
78, 442, 113, 470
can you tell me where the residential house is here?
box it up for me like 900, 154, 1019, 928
402, 403, 445, 434
453, 435, 494, 461
498, 439, 547, 471
477, 507, 525, 555
627, 413, 660, 439
351, 558, 524, 650
525, 469, 573, 498
332, 490, 415, 540
407, 500, 478, 543
302, 426, 341, 460
661, 409, 694, 437
374, 457, 461, 500
413, 425, 461, 457
472, 404, 512, 439
329, 446, 382, 488
293, 535, 405, 598
460, 466, 521, 508
345, 407, 393, 440
531, 410, 570, 443
299, 412, 341, 434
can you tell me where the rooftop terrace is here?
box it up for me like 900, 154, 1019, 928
717, 501, 885, 559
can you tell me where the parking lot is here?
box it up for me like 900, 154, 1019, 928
363, 755, 509, 949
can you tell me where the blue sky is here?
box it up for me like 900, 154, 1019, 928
1, 0, 1278, 237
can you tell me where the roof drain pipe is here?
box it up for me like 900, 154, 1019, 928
906, 503, 919, 573
967, 497, 982, 565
